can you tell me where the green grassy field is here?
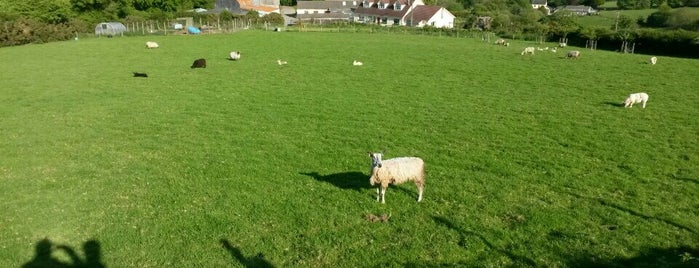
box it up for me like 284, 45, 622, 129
1, 31, 698, 267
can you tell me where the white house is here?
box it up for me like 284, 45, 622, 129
354, 0, 454, 28
296, 0, 360, 23
531, 0, 550, 15
555, 5, 597, 15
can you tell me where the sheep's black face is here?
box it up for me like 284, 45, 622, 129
370, 153, 383, 168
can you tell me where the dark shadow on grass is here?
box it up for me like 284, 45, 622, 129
22, 238, 105, 268
220, 239, 274, 268
432, 216, 538, 267
300, 171, 369, 191
603, 101, 625, 107
565, 246, 699, 268
561, 189, 697, 235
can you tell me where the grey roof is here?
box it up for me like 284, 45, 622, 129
532, 0, 547, 5
297, 1, 359, 10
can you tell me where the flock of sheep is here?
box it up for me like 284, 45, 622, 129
142, 40, 363, 72
140, 39, 655, 205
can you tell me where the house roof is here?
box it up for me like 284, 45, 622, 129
405, 5, 441, 22
297, 12, 352, 19
297, 1, 358, 10
531, 0, 546, 5
355, 5, 408, 18
237, 0, 279, 13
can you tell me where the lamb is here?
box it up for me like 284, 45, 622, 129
277, 59, 288, 65
368, 152, 425, 204
191, 58, 206, 68
567, 50, 581, 59
229, 51, 241, 60
494, 38, 506, 45
145, 41, 159, 49
353, 60, 363, 66
521, 47, 535, 55
650, 56, 657, 65
623, 92, 649, 108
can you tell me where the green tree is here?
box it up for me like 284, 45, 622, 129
617, 0, 636, 9
545, 10, 578, 39
646, 3, 672, 27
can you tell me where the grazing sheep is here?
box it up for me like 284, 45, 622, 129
191, 58, 206, 68
559, 42, 567, 47
368, 152, 425, 204
132, 72, 148, 77
551, 47, 557, 53
623, 92, 649, 108
353, 60, 363, 66
229, 51, 241, 60
494, 38, 506, 45
521, 47, 535, 55
650, 56, 657, 65
145, 41, 159, 49
277, 59, 288, 65
567, 50, 581, 59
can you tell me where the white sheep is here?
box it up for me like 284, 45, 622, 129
145, 41, 159, 49
494, 38, 506, 45
277, 59, 288, 65
650, 56, 657, 65
623, 92, 649, 108
229, 51, 241, 60
559, 42, 567, 47
521, 47, 535, 55
368, 152, 425, 204
567, 50, 581, 59
353, 60, 363, 66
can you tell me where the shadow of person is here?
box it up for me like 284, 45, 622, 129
299, 171, 368, 190
22, 238, 68, 268
22, 238, 105, 268
220, 239, 274, 268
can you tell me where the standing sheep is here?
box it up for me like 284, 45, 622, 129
567, 50, 581, 59
494, 38, 506, 45
368, 152, 425, 204
623, 92, 649, 108
191, 58, 206, 68
521, 47, 535, 55
650, 56, 657, 65
229, 51, 241, 60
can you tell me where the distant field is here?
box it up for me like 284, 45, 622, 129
1, 31, 698, 267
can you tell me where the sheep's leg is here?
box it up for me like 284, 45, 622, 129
642, 101, 646, 108
376, 187, 381, 202
415, 181, 424, 202
380, 187, 386, 204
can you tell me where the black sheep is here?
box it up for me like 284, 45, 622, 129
191, 58, 206, 68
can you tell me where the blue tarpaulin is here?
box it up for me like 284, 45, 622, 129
187, 26, 201, 34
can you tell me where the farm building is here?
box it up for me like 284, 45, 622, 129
95, 22, 127, 36
354, 0, 455, 28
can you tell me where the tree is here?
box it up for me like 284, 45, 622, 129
645, 3, 672, 27
615, 15, 638, 52
617, 0, 636, 9
545, 10, 578, 41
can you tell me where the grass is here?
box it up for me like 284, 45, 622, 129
1, 31, 698, 267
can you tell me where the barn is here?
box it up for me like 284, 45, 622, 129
95, 22, 127, 37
